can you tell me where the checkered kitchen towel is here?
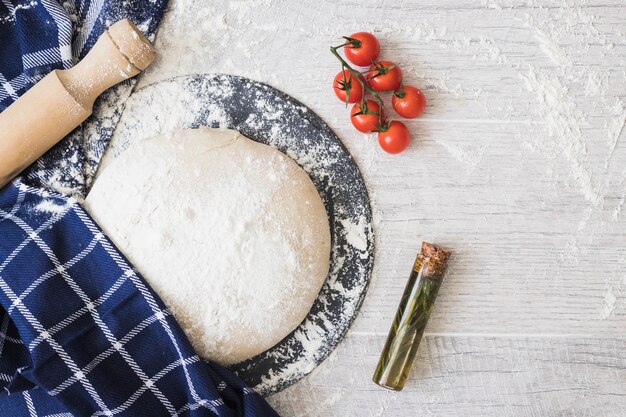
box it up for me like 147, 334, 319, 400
0, 1, 280, 416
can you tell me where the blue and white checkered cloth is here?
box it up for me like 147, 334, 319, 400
0, 1, 280, 416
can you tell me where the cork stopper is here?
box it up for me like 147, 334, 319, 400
415, 242, 450, 276
421, 242, 450, 264
107, 19, 155, 71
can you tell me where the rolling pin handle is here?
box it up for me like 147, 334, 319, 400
59, 19, 155, 111
0, 19, 155, 191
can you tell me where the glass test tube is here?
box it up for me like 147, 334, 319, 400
373, 241, 451, 391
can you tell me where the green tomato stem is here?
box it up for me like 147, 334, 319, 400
330, 45, 386, 127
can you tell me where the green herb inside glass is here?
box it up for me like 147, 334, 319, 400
373, 242, 450, 391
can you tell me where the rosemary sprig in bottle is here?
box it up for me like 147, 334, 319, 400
373, 242, 451, 391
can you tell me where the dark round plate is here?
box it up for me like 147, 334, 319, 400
108, 74, 374, 395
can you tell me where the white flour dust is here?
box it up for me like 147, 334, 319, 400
600, 286, 617, 320
34, 198, 70, 215
0, 0, 38, 24
371, 1, 626, 320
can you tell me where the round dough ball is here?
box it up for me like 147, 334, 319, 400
85, 128, 331, 365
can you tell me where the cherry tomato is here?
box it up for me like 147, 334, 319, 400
344, 32, 380, 67
367, 61, 402, 92
392, 86, 426, 119
350, 100, 384, 133
378, 121, 410, 154
333, 69, 363, 103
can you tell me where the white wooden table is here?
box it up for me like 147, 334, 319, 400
139, 0, 626, 415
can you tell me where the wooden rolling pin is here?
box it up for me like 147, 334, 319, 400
0, 19, 155, 190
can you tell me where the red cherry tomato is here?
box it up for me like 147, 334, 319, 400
333, 70, 363, 104
392, 86, 426, 119
367, 61, 402, 92
344, 32, 380, 67
350, 100, 384, 133
378, 121, 410, 154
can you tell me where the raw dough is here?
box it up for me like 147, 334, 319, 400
85, 128, 331, 365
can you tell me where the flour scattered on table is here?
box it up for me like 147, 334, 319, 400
340, 216, 370, 254
34, 199, 70, 215
600, 286, 617, 320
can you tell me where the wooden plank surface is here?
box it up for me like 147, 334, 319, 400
140, 0, 626, 414
270, 335, 626, 417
